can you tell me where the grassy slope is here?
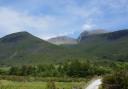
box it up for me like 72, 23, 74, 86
0, 30, 128, 65
0, 32, 71, 65
64, 30, 128, 61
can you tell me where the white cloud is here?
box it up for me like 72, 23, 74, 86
82, 23, 96, 31
0, 7, 74, 39
0, 7, 52, 32
0, 0, 128, 39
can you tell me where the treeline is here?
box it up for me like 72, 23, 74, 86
0, 60, 111, 77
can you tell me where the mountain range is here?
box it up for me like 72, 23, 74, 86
0, 29, 128, 65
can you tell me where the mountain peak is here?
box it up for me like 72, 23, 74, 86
78, 29, 107, 41
0, 31, 33, 43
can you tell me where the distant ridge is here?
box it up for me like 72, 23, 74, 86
78, 29, 108, 42
79, 29, 128, 42
74, 29, 128, 61
48, 36, 78, 45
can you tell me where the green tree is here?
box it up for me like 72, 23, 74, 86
9, 66, 20, 75
67, 60, 90, 77
20, 65, 37, 76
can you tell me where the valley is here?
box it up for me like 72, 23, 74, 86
0, 30, 127, 89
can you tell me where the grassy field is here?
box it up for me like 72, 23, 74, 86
0, 80, 85, 89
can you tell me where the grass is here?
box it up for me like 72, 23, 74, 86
0, 67, 10, 71
0, 80, 86, 89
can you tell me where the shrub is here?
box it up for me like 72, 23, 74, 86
46, 81, 56, 89
102, 69, 128, 89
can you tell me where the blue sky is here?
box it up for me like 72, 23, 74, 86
0, 0, 128, 39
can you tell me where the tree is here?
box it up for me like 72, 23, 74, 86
20, 65, 37, 76
67, 60, 91, 77
9, 66, 20, 75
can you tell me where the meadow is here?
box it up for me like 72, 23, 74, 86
0, 80, 85, 89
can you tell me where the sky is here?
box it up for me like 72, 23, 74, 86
0, 0, 128, 39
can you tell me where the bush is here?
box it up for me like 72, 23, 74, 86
46, 81, 56, 89
102, 69, 128, 89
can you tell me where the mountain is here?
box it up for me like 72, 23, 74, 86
0, 32, 71, 65
78, 29, 107, 41
48, 36, 78, 45
0, 29, 128, 66
74, 29, 128, 61
79, 29, 128, 42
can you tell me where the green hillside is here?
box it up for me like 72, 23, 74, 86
0, 30, 128, 66
68, 29, 128, 61
0, 32, 71, 65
